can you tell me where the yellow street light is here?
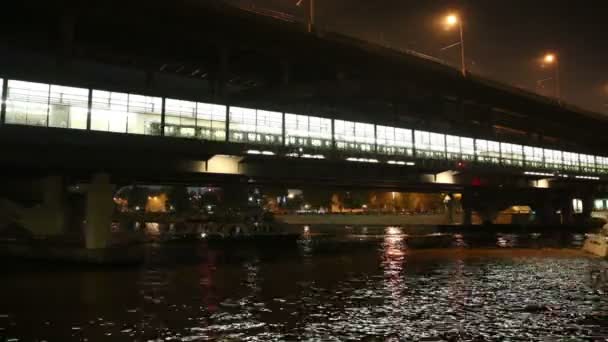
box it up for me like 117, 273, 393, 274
541, 52, 560, 101
445, 14, 459, 26
442, 13, 466, 77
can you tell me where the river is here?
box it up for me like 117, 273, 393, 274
1, 228, 607, 341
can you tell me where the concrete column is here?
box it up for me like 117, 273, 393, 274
84, 173, 115, 249
462, 208, 473, 226
19, 176, 67, 236
582, 195, 594, 220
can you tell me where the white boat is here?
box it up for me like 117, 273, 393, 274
582, 224, 608, 257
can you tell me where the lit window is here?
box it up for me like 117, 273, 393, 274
500, 142, 523, 167
5, 80, 51, 127
376, 125, 413, 156
164, 99, 226, 140
562, 152, 580, 171
285, 113, 332, 149
415, 130, 445, 159
579, 154, 595, 174
543, 149, 563, 170
48, 85, 89, 130
229, 107, 282, 145
335, 120, 375, 152
524, 146, 544, 168
475, 139, 500, 164
91, 91, 162, 135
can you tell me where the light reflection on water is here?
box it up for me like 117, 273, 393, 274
1, 231, 608, 341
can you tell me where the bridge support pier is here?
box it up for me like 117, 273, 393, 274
19, 175, 68, 236
84, 173, 115, 249
462, 207, 473, 226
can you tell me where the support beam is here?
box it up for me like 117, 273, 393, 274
84, 173, 115, 249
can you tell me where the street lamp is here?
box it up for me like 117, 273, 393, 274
297, 0, 315, 33
443, 13, 466, 77
542, 52, 560, 101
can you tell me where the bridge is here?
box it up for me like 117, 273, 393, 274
1, 1, 608, 248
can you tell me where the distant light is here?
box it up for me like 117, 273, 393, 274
406, 162, 416, 166
524, 171, 554, 177
262, 151, 275, 156
286, 153, 325, 159
575, 175, 600, 180
302, 154, 325, 159
200, 232, 207, 238
248, 196, 254, 202
303, 225, 310, 233
346, 157, 379, 163
544, 53, 556, 64
247, 150, 261, 155
287, 193, 295, 199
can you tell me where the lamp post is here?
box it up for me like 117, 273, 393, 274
297, 0, 315, 33
542, 53, 560, 101
443, 13, 466, 77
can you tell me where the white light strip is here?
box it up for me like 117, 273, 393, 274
247, 150, 275, 156
524, 171, 554, 177
302, 154, 325, 159
285, 153, 325, 159
575, 175, 600, 180
346, 157, 379, 163
387, 160, 416, 166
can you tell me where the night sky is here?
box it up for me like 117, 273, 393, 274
229, 0, 608, 115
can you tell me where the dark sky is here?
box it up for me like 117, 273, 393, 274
230, 0, 608, 115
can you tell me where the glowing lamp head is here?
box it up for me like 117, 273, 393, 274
544, 53, 556, 64
445, 14, 459, 26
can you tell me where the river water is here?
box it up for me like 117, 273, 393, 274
1, 229, 608, 341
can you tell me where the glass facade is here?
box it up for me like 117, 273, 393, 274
334, 120, 375, 152
524, 146, 544, 168
4, 81, 88, 129
500, 143, 523, 167
543, 149, 563, 170
475, 139, 500, 164
415, 131, 446, 159
446, 135, 475, 161
580, 154, 595, 174
5, 80, 52, 127
229, 107, 282, 145
596, 156, 608, 174
376, 125, 413, 156
562, 152, 580, 171
91, 91, 162, 135
164, 99, 226, 140
285, 113, 332, 149
1, 76, 607, 178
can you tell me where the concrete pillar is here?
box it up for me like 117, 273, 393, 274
462, 208, 473, 226
445, 194, 457, 224
84, 173, 115, 249
560, 198, 573, 225
19, 176, 68, 236
582, 195, 594, 220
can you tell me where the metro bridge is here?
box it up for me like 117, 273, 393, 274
1, 0, 608, 248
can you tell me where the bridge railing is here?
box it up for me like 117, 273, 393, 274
0, 77, 607, 179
